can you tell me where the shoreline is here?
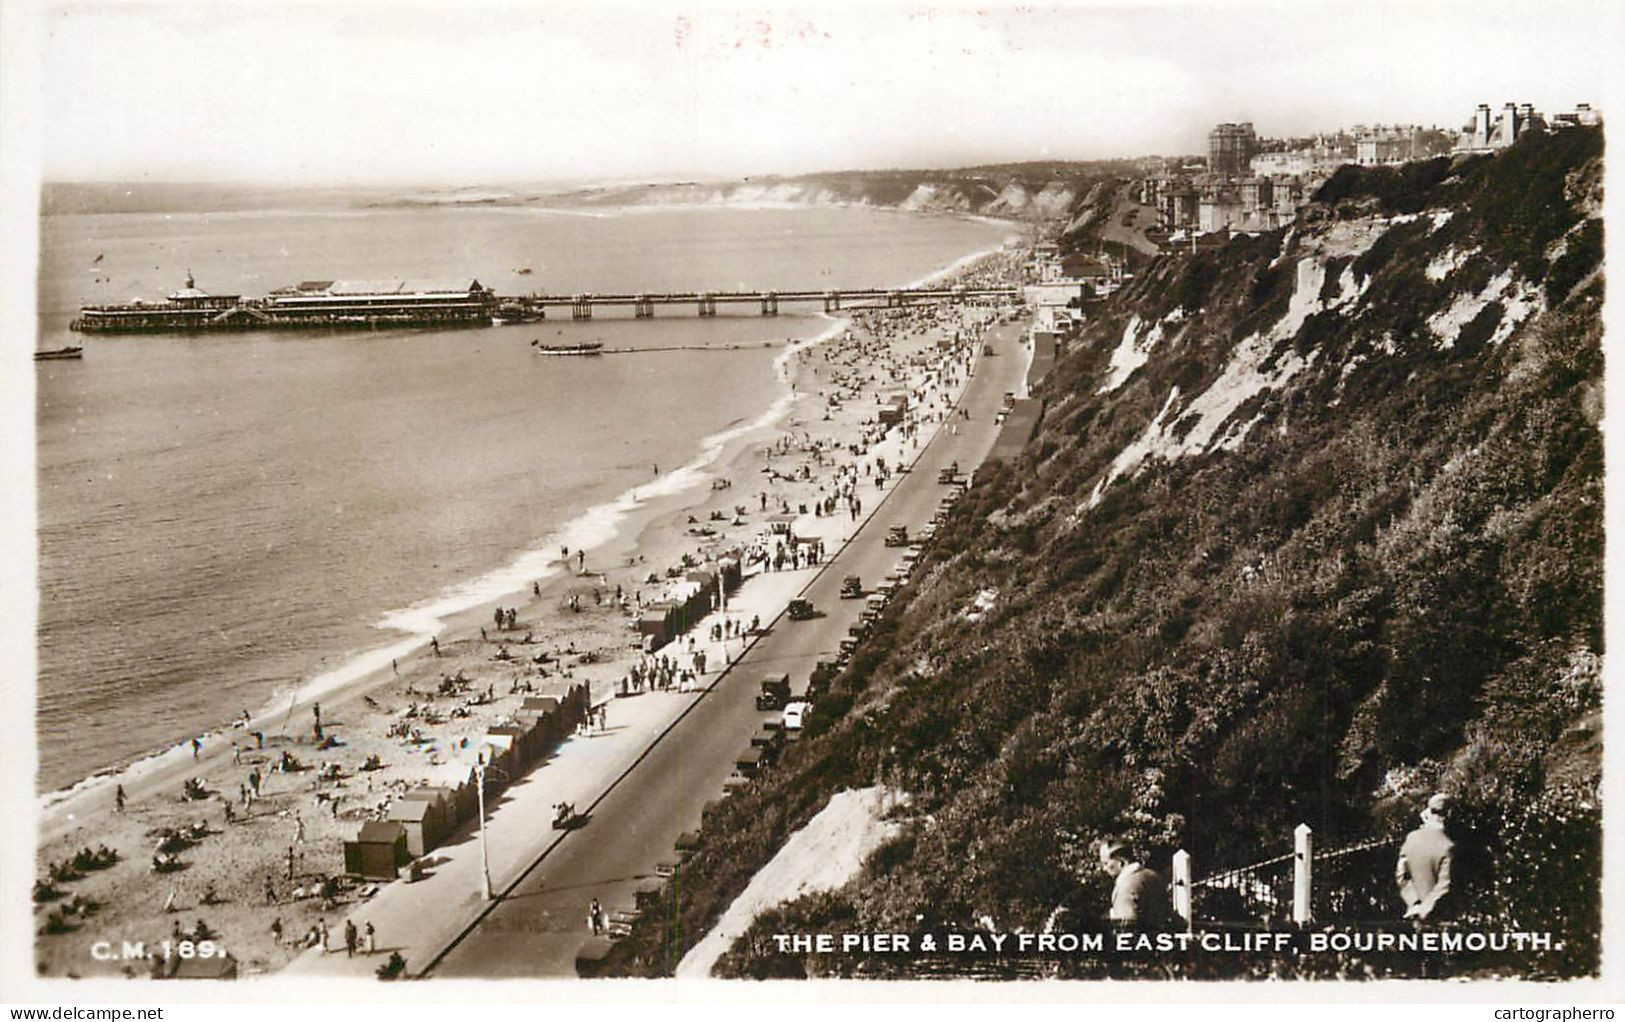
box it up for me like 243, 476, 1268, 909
36, 238, 1014, 813
32, 244, 1026, 979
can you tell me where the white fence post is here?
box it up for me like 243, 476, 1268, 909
1172, 849, 1192, 931
1293, 823, 1313, 926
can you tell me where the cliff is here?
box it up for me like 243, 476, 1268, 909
555, 161, 1141, 222
607, 126, 1604, 980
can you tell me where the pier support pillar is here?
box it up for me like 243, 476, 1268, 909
761, 293, 778, 316
635, 297, 654, 319
698, 295, 716, 317
823, 293, 841, 313
572, 299, 593, 321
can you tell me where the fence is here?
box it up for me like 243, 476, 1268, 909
1172, 825, 1398, 930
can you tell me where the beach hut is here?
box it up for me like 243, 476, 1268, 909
385, 798, 442, 858
480, 734, 517, 781
487, 724, 530, 767
344, 821, 409, 880
522, 696, 561, 716
401, 786, 455, 837
637, 603, 677, 651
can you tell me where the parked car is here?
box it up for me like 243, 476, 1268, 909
782, 701, 810, 731
885, 525, 909, 547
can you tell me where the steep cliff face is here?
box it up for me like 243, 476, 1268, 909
609, 127, 1603, 980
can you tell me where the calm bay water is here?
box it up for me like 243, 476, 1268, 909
35, 203, 1009, 791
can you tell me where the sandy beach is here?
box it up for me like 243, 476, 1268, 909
32, 247, 1024, 979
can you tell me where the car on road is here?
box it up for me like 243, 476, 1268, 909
756, 673, 792, 711
787, 597, 815, 620
782, 701, 810, 731
840, 575, 863, 599
884, 525, 909, 547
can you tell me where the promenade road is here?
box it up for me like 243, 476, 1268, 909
427, 316, 1035, 977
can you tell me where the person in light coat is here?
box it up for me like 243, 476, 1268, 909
1397, 793, 1456, 923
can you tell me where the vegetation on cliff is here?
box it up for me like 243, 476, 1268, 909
607, 127, 1603, 980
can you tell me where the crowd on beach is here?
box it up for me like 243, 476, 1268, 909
34, 252, 1019, 979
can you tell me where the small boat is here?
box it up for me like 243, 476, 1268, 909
514, 267, 533, 275
35, 346, 84, 361
532, 340, 604, 356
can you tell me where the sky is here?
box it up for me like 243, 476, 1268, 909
20, 0, 1625, 185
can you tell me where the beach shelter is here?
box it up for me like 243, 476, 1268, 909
387, 798, 443, 857
717, 555, 742, 593
766, 513, 798, 539
344, 821, 409, 880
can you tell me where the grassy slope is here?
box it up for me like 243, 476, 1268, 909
606, 127, 1604, 980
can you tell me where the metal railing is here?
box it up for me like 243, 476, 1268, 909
1173, 825, 1399, 930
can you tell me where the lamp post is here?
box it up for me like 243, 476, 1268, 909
472, 754, 505, 902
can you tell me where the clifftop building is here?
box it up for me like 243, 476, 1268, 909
1209, 122, 1258, 177
1453, 102, 1545, 154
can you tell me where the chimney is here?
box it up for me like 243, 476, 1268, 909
1476, 103, 1492, 147
1501, 102, 1519, 146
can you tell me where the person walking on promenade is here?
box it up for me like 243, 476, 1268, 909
588, 898, 605, 935
1099, 840, 1169, 929
286, 845, 296, 881
1397, 793, 1456, 924
191, 737, 201, 760
114, 785, 126, 814
365, 921, 376, 955
344, 919, 358, 958
316, 918, 329, 953
294, 813, 307, 845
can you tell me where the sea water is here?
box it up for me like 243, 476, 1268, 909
34, 202, 1010, 792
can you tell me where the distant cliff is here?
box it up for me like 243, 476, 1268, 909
555, 161, 1142, 223
606, 127, 1604, 980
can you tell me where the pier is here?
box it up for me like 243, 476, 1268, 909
515, 286, 1018, 321
74, 277, 1022, 336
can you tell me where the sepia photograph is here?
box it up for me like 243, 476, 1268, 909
1, 0, 1619, 1005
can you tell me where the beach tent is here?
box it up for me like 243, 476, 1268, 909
385, 798, 442, 858
345, 821, 409, 880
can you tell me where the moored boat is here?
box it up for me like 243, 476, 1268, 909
531, 340, 604, 356
35, 346, 84, 361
